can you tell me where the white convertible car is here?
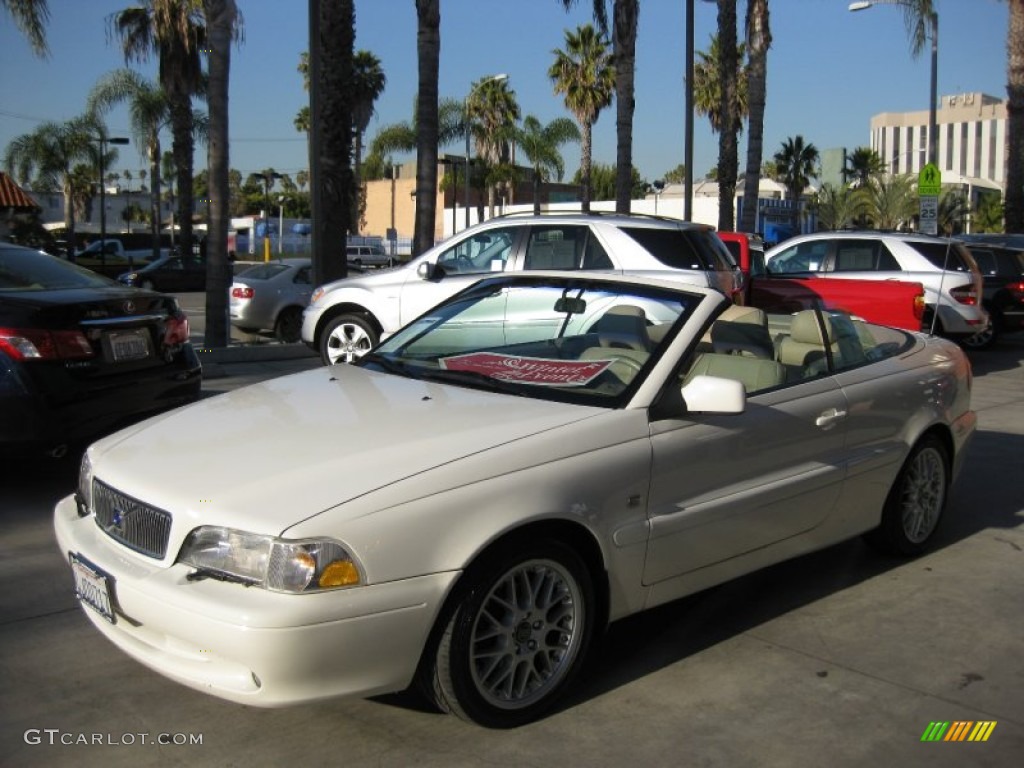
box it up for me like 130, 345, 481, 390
55, 272, 976, 727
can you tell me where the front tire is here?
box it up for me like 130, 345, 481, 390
319, 313, 377, 365
863, 435, 949, 556
427, 539, 595, 728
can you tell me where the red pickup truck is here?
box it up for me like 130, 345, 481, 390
718, 232, 925, 331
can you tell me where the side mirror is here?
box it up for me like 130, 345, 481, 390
681, 375, 745, 414
417, 261, 437, 280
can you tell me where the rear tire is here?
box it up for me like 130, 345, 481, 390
274, 307, 303, 343
863, 435, 949, 556
425, 539, 595, 728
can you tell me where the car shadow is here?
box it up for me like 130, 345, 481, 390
964, 334, 1024, 374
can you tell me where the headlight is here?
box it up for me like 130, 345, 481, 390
177, 526, 362, 593
76, 452, 94, 517
310, 287, 326, 305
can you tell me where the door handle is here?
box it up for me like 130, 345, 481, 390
816, 408, 848, 427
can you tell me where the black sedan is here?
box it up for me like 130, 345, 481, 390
118, 254, 206, 293
961, 242, 1024, 349
0, 243, 202, 457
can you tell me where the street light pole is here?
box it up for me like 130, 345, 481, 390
96, 135, 129, 254
464, 73, 508, 231
255, 171, 282, 262
849, 0, 938, 166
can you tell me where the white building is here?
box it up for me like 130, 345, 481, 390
869, 91, 1007, 188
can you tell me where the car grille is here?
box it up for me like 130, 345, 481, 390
92, 480, 172, 559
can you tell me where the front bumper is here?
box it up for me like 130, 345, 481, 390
53, 494, 456, 707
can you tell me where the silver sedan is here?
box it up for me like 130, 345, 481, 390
230, 258, 312, 342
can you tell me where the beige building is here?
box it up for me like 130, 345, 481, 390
361, 157, 579, 249
869, 91, 1007, 188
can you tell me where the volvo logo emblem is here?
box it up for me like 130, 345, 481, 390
108, 507, 130, 535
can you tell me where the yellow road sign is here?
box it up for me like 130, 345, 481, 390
919, 163, 942, 196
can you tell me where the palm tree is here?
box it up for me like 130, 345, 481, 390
715, 0, 741, 232
862, 174, 916, 230
351, 50, 387, 234
739, 0, 770, 234
4, 114, 104, 259
1004, 0, 1023, 232
201, 0, 240, 348
109, 0, 207, 264
516, 115, 580, 214
467, 77, 520, 217
413, 0, 441, 256
560, 0, 639, 213
937, 187, 970, 235
693, 36, 748, 134
371, 98, 465, 157
2, 0, 49, 56
549, 23, 615, 213
813, 183, 867, 231
89, 69, 211, 253
773, 135, 819, 230
843, 146, 886, 187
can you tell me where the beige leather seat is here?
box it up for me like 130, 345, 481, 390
697, 305, 774, 360
591, 305, 651, 350
683, 352, 786, 394
777, 310, 837, 378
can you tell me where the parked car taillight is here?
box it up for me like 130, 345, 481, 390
913, 293, 926, 321
232, 286, 254, 299
163, 313, 190, 347
949, 285, 979, 305
0, 327, 94, 361
1008, 281, 1024, 299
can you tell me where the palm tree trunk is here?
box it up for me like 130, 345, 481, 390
309, 0, 354, 284
63, 179, 76, 260
169, 97, 195, 258
202, 0, 236, 349
414, 0, 441, 255
613, 0, 638, 213
1005, 0, 1024, 232
148, 141, 163, 261
581, 122, 593, 213
716, 0, 739, 232
739, 0, 770, 235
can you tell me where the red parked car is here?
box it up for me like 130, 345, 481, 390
719, 232, 925, 331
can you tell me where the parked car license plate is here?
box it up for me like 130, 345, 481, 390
107, 329, 151, 362
70, 553, 116, 623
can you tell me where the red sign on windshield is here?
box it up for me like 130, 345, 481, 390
439, 352, 611, 386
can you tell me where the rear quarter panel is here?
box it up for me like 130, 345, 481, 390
749, 275, 924, 330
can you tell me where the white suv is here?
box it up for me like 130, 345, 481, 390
303, 213, 742, 364
764, 231, 988, 339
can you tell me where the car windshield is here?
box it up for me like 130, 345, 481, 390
361, 276, 701, 407
0, 247, 117, 291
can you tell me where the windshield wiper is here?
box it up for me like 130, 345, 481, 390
421, 368, 525, 394
357, 352, 419, 377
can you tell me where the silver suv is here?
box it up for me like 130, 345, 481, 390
764, 231, 988, 339
303, 212, 742, 364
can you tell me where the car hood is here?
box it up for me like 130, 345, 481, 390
88, 363, 604, 537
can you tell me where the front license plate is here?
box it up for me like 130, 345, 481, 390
108, 329, 151, 362
70, 553, 116, 624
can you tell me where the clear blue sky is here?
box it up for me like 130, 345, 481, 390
0, 0, 1010, 186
